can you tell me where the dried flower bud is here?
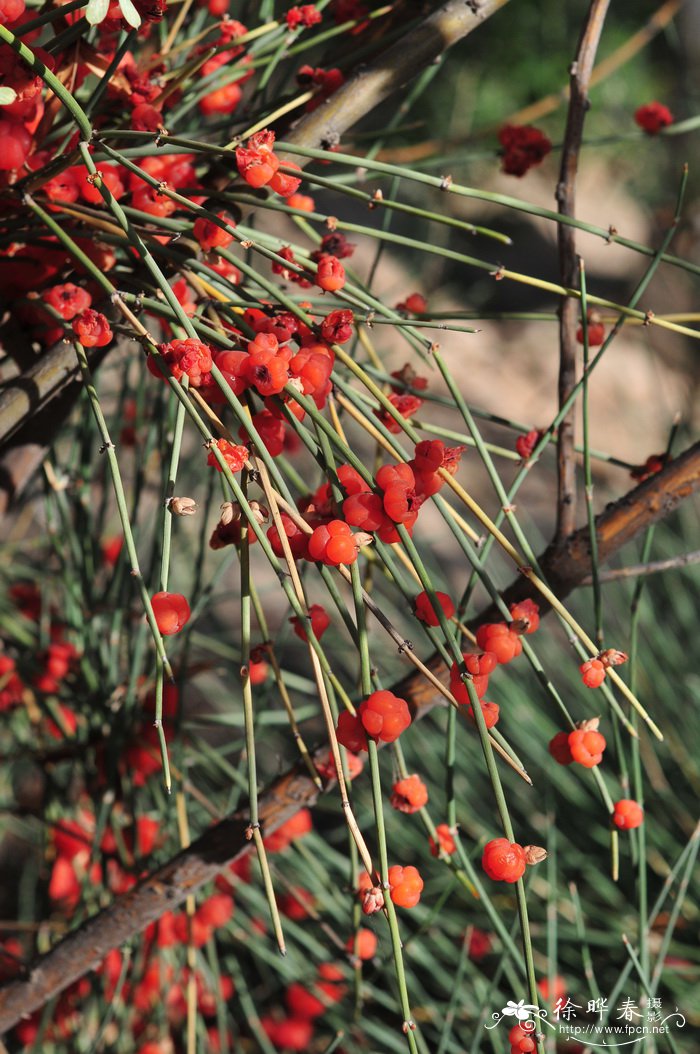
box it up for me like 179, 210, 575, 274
248, 500, 269, 526
577, 716, 601, 733
361, 886, 384, 915
353, 531, 374, 550
219, 501, 241, 527
286, 376, 305, 396
523, 845, 548, 866
169, 496, 197, 517
598, 649, 628, 669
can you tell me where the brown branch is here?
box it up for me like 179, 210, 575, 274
580, 548, 700, 584
555, 0, 611, 543
1, 444, 699, 1032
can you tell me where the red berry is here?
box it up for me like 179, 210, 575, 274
475, 622, 522, 664
358, 690, 411, 744
413, 590, 455, 627
390, 774, 428, 813
207, 439, 248, 474
580, 658, 606, 688
315, 254, 346, 292
151, 592, 191, 636
335, 710, 368, 753
466, 699, 500, 729
634, 101, 673, 135
568, 728, 606, 768
320, 308, 354, 344
498, 124, 552, 176
307, 520, 358, 566
388, 864, 423, 908
43, 283, 92, 320
72, 310, 113, 348
548, 731, 574, 765
509, 598, 540, 634
482, 838, 527, 882
345, 928, 376, 960
612, 799, 644, 830
290, 603, 330, 642
429, 823, 457, 857
193, 212, 235, 252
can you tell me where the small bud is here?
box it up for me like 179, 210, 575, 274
361, 887, 384, 915
248, 501, 269, 526
219, 501, 241, 526
577, 716, 601, 732
353, 532, 374, 550
598, 649, 628, 669
523, 845, 548, 866
169, 496, 197, 517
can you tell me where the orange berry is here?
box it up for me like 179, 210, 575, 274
612, 799, 644, 829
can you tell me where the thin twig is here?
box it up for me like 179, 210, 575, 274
555, 0, 611, 542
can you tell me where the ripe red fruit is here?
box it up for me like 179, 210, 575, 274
193, 212, 235, 252
515, 428, 542, 460
263, 809, 313, 853
264, 1016, 313, 1051
0, 119, 32, 170
151, 592, 191, 635
290, 603, 330, 642
548, 731, 574, 765
634, 101, 673, 135
358, 690, 411, 744
236, 131, 280, 188
449, 651, 497, 703
413, 590, 455, 627
346, 928, 377, 960
475, 622, 522, 664
315, 254, 346, 292
429, 823, 457, 857
466, 699, 500, 729
268, 162, 303, 197
482, 838, 527, 882
267, 513, 309, 560
307, 519, 358, 566
580, 658, 606, 688
509, 598, 540, 634
576, 309, 605, 346
72, 310, 113, 348
43, 283, 92, 320
498, 124, 552, 176
388, 864, 424, 908
0, 0, 25, 24
207, 439, 249, 474
568, 728, 606, 768
396, 292, 427, 315
151, 338, 214, 387
320, 308, 354, 344
612, 799, 644, 830
390, 774, 428, 813
336, 711, 368, 753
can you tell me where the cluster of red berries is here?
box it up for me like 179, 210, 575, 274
342, 441, 464, 543
262, 963, 346, 1051
285, 5, 323, 30
509, 1022, 537, 1054
336, 689, 412, 752
549, 721, 607, 768
40, 282, 113, 348
297, 64, 345, 111
449, 598, 540, 729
